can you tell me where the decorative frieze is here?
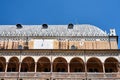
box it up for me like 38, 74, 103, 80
0, 50, 119, 57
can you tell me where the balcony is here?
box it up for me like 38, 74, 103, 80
0, 72, 120, 79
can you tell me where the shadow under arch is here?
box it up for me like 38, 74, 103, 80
70, 57, 85, 72
37, 57, 51, 72
21, 57, 35, 72
87, 57, 103, 72
0, 57, 6, 72
104, 57, 119, 72
7, 57, 19, 72
53, 57, 68, 72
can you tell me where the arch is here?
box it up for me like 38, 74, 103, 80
21, 57, 35, 72
87, 57, 103, 72
7, 57, 19, 72
68, 23, 74, 29
42, 24, 48, 29
71, 45, 77, 49
70, 57, 85, 72
53, 57, 68, 72
104, 57, 119, 72
16, 24, 23, 29
37, 57, 51, 72
0, 57, 6, 72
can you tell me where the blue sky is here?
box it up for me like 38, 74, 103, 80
0, 0, 120, 47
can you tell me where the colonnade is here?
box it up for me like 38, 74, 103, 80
0, 57, 119, 73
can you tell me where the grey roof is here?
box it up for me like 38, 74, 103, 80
0, 24, 108, 37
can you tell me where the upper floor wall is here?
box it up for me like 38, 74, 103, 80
0, 24, 118, 49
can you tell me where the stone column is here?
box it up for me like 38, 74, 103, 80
85, 62, 87, 72
102, 63, 105, 78
35, 62, 37, 72
19, 62, 21, 78
118, 63, 120, 73
50, 57, 53, 80
5, 62, 8, 72
19, 62, 21, 72
68, 63, 70, 73
34, 62, 37, 77
5, 62, 8, 77
35, 62, 37, 73
51, 62, 53, 72
84, 62, 87, 80
84, 52, 87, 79
19, 52, 22, 79
102, 63, 105, 73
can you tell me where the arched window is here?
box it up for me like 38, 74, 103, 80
37, 57, 51, 72
105, 57, 118, 72
0, 57, 6, 72
21, 57, 35, 72
53, 57, 68, 72
87, 57, 103, 72
7, 57, 19, 72
42, 24, 48, 29
18, 45, 23, 49
68, 23, 74, 29
71, 45, 77, 49
16, 24, 23, 29
70, 57, 85, 72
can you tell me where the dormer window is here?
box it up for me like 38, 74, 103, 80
18, 45, 23, 49
71, 45, 76, 49
42, 24, 48, 29
16, 24, 23, 29
68, 23, 74, 29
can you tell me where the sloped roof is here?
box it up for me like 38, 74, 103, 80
0, 24, 108, 36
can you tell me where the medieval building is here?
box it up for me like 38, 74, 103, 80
0, 24, 119, 80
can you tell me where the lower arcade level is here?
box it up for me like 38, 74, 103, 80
0, 49, 120, 80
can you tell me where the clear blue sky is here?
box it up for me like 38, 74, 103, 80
0, 0, 120, 48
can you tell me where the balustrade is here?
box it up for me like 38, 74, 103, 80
5, 72, 18, 77
0, 72, 120, 79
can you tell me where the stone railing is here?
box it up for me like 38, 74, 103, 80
0, 72, 5, 77
52, 72, 85, 79
0, 72, 120, 79
20, 72, 35, 77
105, 72, 120, 78
5, 72, 18, 77
35, 72, 51, 78
87, 72, 104, 78
87, 72, 120, 79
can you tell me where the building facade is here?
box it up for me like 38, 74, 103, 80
0, 24, 119, 80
